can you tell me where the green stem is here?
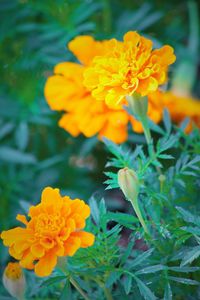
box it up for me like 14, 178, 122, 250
57, 258, 91, 300
126, 94, 153, 155
103, 286, 113, 300
140, 114, 162, 175
70, 277, 91, 300
130, 197, 149, 235
140, 115, 154, 157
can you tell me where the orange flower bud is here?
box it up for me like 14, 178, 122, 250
118, 167, 139, 201
3, 262, 26, 300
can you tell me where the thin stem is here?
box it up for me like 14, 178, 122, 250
140, 115, 162, 175
130, 198, 149, 235
103, 286, 113, 300
141, 116, 151, 144
94, 276, 113, 300
126, 94, 154, 156
70, 277, 91, 300
140, 116, 154, 156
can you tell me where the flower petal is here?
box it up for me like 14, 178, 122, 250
34, 251, 57, 277
71, 232, 95, 248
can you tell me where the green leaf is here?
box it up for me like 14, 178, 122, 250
41, 276, 66, 287
181, 226, 200, 236
15, 121, 29, 151
159, 135, 177, 152
176, 207, 200, 226
180, 245, 200, 267
106, 271, 122, 288
148, 119, 165, 135
168, 266, 200, 273
128, 248, 154, 269
164, 283, 172, 300
135, 264, 165, 275
0, 122, 14, 140
0, 146, 36, 164
89, 196, 100, 225
168, 276, 199, 285
163, 109, 171, 135
60, 280, 72, 300
158, 154, 174, 160
135, 277, 157, 300
107, 212, 139, 228
124, 274, 132, 295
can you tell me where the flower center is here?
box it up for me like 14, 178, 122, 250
35, 213, 65, 237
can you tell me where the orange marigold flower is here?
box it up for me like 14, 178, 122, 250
149, 91, 200, 132
1, 187, 95, 277
44, 35, 165, 143
83, 31, 176, 108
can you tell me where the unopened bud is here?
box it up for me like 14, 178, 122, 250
118, 167, 139, 201
3, 262, 26, 300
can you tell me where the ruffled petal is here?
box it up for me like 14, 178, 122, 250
71, 231, 95, 248
34, 250, 57, 277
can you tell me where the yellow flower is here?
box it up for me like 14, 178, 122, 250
3, 262, 26, 299
149, 90, 200, 132
1, 187, 95, 277
83, 31, 176, 108
44, 35, 166, 143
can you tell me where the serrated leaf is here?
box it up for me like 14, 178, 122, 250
136, 264, 165, 275
128, 248, 154, 269
180, 246, 200, 267
176, 207, 200, 226
160, 135, 177, 152
135, 277, 157, 300
181, 226, 200, 236
168, 276, 199, 285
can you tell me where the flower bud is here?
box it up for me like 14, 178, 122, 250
118, 167, 139, 201
3, 262, 26, 300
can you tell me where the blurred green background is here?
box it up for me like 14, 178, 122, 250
0, 0, 199, 278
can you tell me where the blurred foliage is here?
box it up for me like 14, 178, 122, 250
0, 0, 200, 299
